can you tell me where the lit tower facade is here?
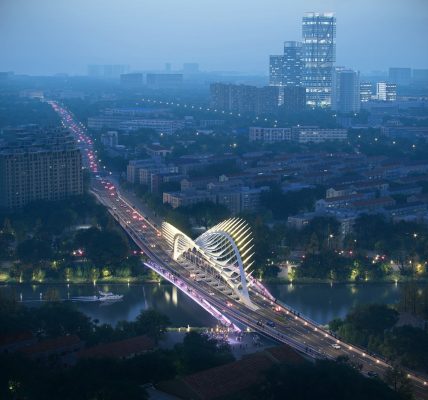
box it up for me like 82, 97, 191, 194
302, 12, 336, 107
283, 41, 303, 87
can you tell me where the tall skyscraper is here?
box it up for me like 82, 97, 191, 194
269, 55, 284, 86
269, 42, 303, 107
302, 12, 336, 107
283, 41, 303, 87
332, 68, 360, 113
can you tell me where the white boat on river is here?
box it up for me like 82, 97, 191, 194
72, 291, 124, 303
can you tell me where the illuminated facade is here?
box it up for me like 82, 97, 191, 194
376, 82, 397, 102
360, 82, 373, 103
283, 41, 303, 87
302, 12, 336, 107
269, 55, 284, 87
162, 218, 255, 303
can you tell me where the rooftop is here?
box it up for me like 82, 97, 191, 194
20, 335, 81, 356
78, 335, 155, 359
158, 345, 304, 400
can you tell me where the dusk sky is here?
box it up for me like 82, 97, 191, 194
1, 0, 427, 75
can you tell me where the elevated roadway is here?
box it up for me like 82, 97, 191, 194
49, 100, 428, 399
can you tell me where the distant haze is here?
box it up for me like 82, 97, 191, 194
0, 0, 427, 75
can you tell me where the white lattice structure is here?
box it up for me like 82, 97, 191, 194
162, 218, 255, 303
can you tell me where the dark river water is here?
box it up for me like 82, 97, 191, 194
0, 282, 408, 327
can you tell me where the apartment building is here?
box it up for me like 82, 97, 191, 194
0, 128, 83, 209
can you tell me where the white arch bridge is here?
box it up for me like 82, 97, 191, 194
162, 218, 273, 308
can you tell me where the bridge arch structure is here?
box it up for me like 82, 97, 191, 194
162, 218, 257, 304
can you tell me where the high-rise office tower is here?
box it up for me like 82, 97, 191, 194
376, 82, 397, 101
302, 12, 336, 107
332, 68, 360, 113
283, 41, 303, 87
269, 42, 303, 106
269, 55, 284, 86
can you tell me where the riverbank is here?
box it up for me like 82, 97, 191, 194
0, 276, 161, 285
261, 276, 428, 285
1, 275, 428, 285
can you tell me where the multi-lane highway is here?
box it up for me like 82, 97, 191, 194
49, 100, 428, 399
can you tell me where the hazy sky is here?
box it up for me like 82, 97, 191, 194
1, 0, 427, 75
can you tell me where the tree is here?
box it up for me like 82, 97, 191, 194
306, 232, 320, 254
382, 326, 428, 372
254, 360, 402, 400
175, 331, 234, 374
16, 238, 52, 265
134, 309, 170, 343
74, 227, 129, 267
384, 366, 414, 400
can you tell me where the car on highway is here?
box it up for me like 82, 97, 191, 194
266, 320, 276, 328
331, 343, 341, 349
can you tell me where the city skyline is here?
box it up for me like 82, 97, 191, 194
0, 0, 427, 75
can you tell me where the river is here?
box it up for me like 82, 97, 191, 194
0, 282, 408, 327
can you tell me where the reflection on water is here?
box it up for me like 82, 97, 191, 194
266, 283, 403, 324
0, 283, 217, 327
0, 282, 408, 326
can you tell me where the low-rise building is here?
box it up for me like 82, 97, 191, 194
385, 202, 427, 222
163, 186, 269, 214
249, 127, 292, 143
139, 164, 178, 185
145, 144, 172, 157
88, 115, 185, 134
100, 131, 118, 147
292, 126, 348, 143
351, 196, 396, 213
163, 190, 217, 209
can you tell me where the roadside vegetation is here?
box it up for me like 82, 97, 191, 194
0, 195, 156, 284
329, 301, 428, 374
